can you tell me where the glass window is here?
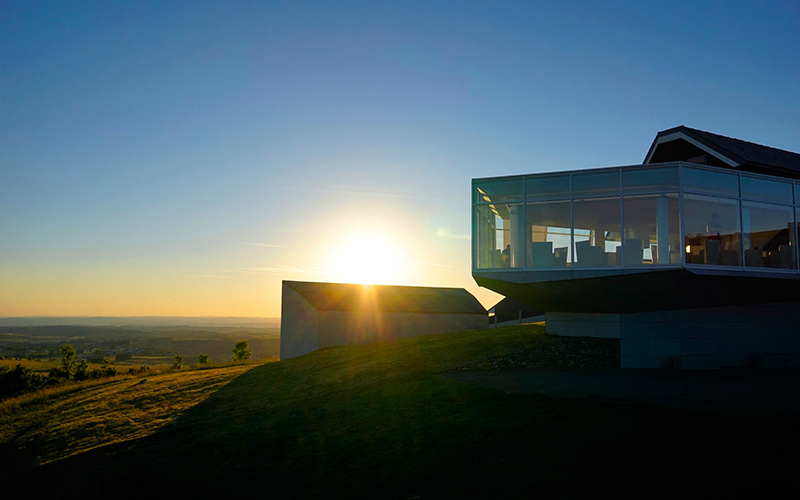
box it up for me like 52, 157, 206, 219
526, 174, 570, 201
622, 194, 680, 265
622, 167, 679, 195
526, 201, 571, 267
572, 171, 620, 198
683, 194, 741, 266
682, 167, 739, 198
741, 176, 793, 205
474, 204, 525, 269
795, 183, 800, 205
572, 198, 621, 266
742, 202, 795, 269
474, 178, 523, 204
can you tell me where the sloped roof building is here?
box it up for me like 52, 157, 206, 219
280, 281, 487, 359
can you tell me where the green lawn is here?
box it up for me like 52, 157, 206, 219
2, 324, 798, 498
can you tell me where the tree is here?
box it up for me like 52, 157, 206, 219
115, 352, 133, 362
60, 344, 77, 377
198, 353, 210, 365
173, 354, 183, 369
232, 340, 252, 362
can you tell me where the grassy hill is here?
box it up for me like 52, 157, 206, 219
2, 324, 798, 498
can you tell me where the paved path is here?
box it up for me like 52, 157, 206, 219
443, 368, 800, 416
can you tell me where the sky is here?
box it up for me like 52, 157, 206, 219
1, 1, 799, 317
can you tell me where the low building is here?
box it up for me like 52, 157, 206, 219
280, 281, 488, 360
472, 126, 800, 368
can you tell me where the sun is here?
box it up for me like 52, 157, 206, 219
329, 233, 405, 284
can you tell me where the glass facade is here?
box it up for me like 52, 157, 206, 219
573, 198, 621, 266
623, 194, 680, 265
684, 194, 741, 266
473, 163, 800, 273
526, 201, 570, 267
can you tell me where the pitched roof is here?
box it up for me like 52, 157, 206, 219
283, 281, 487, 314
646, 125, 800, 175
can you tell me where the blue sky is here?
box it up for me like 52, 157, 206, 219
2, 1, 799, 316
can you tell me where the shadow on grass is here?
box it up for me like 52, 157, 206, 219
10, 325, 800, 498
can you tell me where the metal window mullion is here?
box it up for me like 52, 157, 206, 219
619, 168, 624, 268
471, 182, 476, 272
738, 174, 744, 267
521, 180, 525, 270
794, 207, 799, 272
570, 180, 575, 264
679, 164, 686, 267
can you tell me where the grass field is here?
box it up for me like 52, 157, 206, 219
2, 324, 798, 498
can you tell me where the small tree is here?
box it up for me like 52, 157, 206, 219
173, 354, 183, 369
232, 340, 252, 362
60, 344, 77, 378
198, 353, 210, 365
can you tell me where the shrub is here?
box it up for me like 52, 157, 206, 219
173, 355, 183, 369
198, 353, 210, 365
73, 360, 89, 381
128, 365, 149, 375
232, 340, 252, 362
0, 364, 51, 400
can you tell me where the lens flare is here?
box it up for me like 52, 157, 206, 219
329, 233, 404, 284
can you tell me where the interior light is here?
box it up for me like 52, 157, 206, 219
685, 245, 691, 253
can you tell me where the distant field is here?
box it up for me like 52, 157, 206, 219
2, 324, 798, 497
0, 325, 281, 362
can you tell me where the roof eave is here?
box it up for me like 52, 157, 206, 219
644, 126, 744, 167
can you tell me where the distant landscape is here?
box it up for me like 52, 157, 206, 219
0, 316, 280, 328
0, 317, 281, 368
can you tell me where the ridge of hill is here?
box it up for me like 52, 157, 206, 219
2, 325, 798, 498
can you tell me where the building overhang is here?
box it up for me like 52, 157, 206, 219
474, 268, 800, 314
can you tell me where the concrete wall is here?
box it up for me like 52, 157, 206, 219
280, 284, 319, 360
619, 302, 800, 368
547, 302, 800, 368
545, 312, 621, 338
317, 311, 487, 349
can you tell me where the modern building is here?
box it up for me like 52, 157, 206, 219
472, 126, 800, 368
280, 281, 488, 360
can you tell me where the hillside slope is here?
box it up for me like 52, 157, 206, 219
3, 325, 799, 498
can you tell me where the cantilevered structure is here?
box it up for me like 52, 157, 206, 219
472, 126, 800, 368
280, 281, 487, 360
